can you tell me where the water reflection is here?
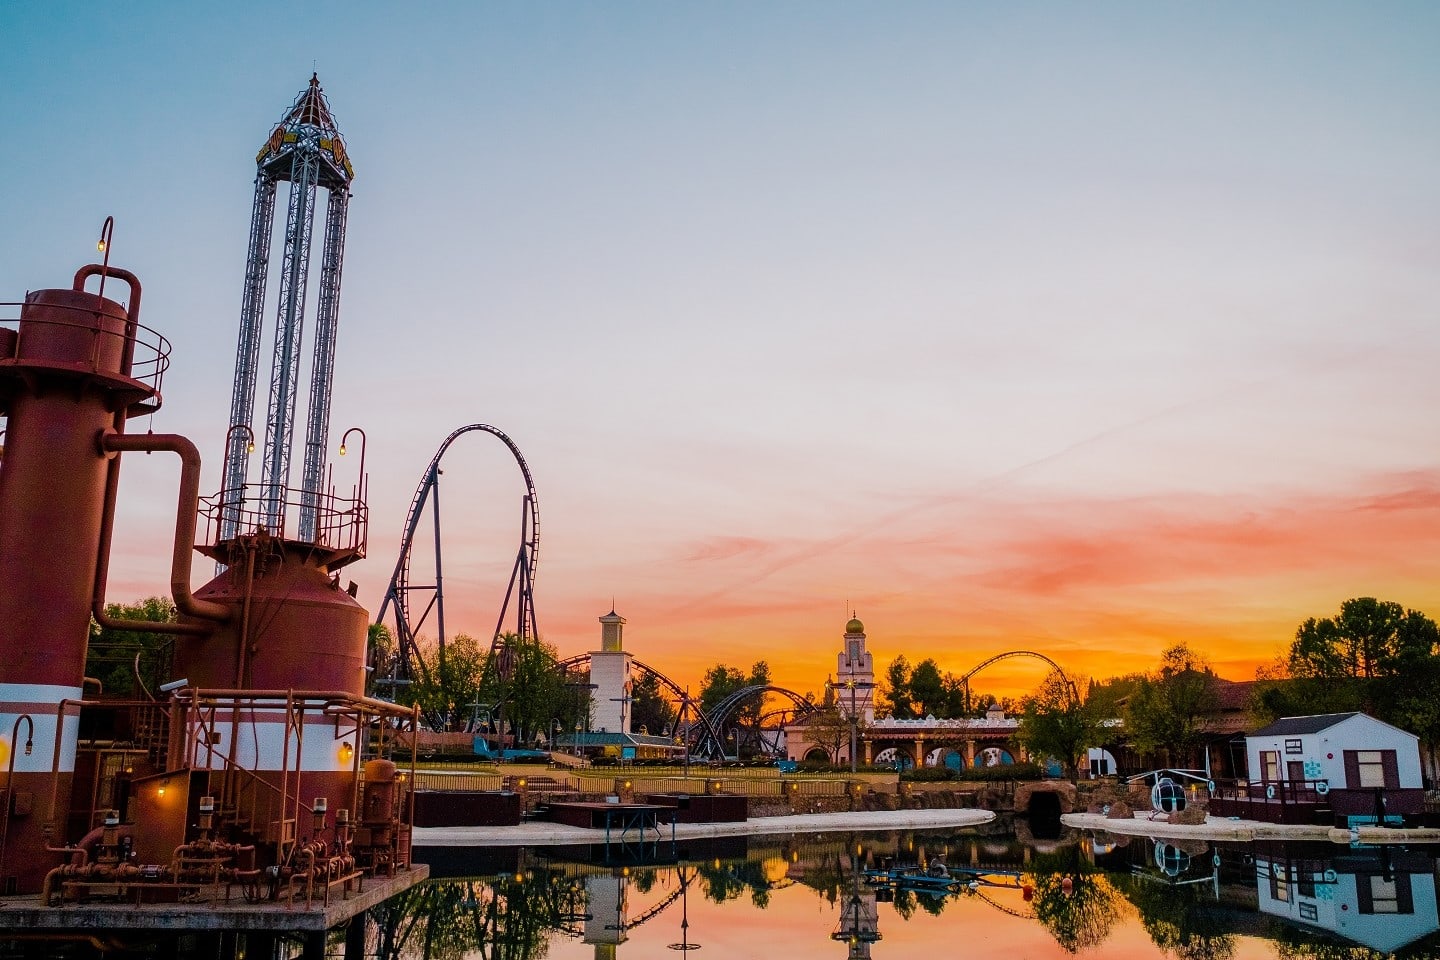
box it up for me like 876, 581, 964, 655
375, 828, 1440, 960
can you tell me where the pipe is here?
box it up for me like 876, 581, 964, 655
79, 267, 217, 635
176, 688, 415, 716
97, 432, 229, 624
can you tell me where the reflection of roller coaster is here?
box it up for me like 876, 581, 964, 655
375, 424, 539, 728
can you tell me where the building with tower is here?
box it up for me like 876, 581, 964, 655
589, 609, 633, 735
836, 616, 876, 725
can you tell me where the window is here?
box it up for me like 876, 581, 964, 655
1357, 874, 1413, 915
1270, 863, 1291, 902
1344, 749, 1399, 789
1260, 751, 1280, 782
1285, 738, 1303, 754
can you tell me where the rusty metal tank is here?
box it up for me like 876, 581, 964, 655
176, 540, 368, 694
0, 270, 162, 894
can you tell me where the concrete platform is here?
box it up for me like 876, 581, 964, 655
415, 808, 994, 847
1062, 811, 1440, 845
0, 866, 429, 933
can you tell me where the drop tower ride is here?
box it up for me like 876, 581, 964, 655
224, 74, 354, 543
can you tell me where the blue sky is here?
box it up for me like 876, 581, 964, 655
3, 3, 1439, 692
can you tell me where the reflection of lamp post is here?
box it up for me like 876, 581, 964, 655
667, 864, 701, 951
831, 840, 881, 958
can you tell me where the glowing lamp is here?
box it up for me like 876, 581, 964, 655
157, 784, 167, 797
339, 742, 355, 764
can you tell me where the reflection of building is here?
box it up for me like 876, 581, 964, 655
584, 871, 629, 958
831, 852, 881, 960
1254, 847, 1440, 954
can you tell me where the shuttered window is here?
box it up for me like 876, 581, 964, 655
1260, 751, 1280, 781
1344, 750, 1400, 789
1357, 873, 1413, 915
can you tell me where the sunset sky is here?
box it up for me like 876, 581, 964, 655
3, 3, 1439, 698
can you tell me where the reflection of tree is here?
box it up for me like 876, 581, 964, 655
1123, 878, 1235, 960
631, 867, 658, 895
697, 858, 774, 909
375, 873, 590, 960
794, 850, 846, 905
1026, 849, 1123, 954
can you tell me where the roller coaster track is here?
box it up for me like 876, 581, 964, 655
374, 424, 539, 728
958, 650, 1077, 707
692, 684, 816, 761
555, 653, 724, 750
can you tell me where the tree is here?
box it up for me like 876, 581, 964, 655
366, 622, 395, 698
629, 671, 676, 736
1018, 673, 1102, 777
699, 664, 747, 715
1289, 597, 1437, 680
482, 632, 571, 746
908, 659, 946, 717
86, 597, 176, 698
1124, 644, 1218, 767
1256, 598, 1440, 767
879, 655, 913, 718
401, 633, 486, 731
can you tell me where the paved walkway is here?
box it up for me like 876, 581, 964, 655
415, 808, 994, 847
1062, 811, 1440, 845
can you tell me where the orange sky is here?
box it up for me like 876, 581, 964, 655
20, 7, 1439, 707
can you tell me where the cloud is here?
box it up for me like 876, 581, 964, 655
677, 536, 776, 563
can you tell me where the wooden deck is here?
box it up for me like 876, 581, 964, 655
0, 865, 428, 934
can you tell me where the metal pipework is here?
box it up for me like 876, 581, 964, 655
94, 431, 229, 626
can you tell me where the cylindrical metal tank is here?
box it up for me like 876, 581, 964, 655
169, 543, 369, 814
0, 280, 160, 894
183, 543, 368, 693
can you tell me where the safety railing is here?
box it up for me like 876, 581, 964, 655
0, 301, 170, 396
199, 483, 367, 556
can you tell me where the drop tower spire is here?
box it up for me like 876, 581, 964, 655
223, 74, 354, 542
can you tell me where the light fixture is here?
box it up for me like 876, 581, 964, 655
96, 238, 106, 253
339, 443, 347, 456
157, 784, 167, 797
339, 742, 354, 764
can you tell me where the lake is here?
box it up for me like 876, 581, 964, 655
389, 818, 1440, 960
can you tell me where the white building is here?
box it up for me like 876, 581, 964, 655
1245, 712, 1425, 823
588, 609, 632, 735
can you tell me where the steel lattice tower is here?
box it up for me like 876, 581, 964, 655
223, 74, 354, 543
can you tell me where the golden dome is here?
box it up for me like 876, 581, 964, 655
845, 617, 864, 634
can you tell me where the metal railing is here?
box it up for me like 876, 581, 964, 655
0, 302, 170, 395
199, 483, 366, 555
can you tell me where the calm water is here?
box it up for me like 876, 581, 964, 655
389, 819, 1440, 960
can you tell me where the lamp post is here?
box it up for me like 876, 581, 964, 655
221, 424, 257, 527
830, 678, 875, 775
95, 216, 114, 303
338, 426, 368, 502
